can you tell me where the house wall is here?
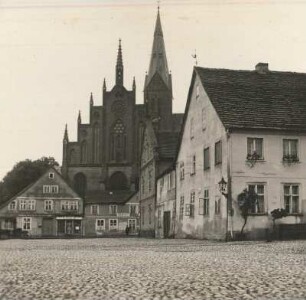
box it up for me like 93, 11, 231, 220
229, 130, 306, 239
156, 170, 176, 238
83, 202, 139, 236
175, 73, 228, 240
0, 169, 83, 237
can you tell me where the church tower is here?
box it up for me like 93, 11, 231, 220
144, 8, 173, 132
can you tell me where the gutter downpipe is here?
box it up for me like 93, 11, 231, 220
226, 128, 233, 241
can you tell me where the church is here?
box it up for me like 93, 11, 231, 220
61, 9, 183, 236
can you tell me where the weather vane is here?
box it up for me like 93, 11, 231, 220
157, 0, 160, 10
192, 49, 198, 66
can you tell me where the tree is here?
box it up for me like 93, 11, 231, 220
0, 157, 59, 204
237, 188, 258, 236
271, 208, 287, 231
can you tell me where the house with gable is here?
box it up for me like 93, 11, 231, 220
139, 120, 180, 237
0, 167, 83, 237
175, 63, 306, 240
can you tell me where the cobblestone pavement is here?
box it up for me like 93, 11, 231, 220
0, 239, 305, 300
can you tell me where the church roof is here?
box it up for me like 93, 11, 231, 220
195, 66, 306, 131
145, 9, 170, 89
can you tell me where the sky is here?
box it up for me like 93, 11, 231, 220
0, 0, 306, 180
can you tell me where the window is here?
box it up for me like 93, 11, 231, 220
170, 172, 175, 189
111, 120, 126, 162
61, 201, 78, 211
179, 196, 184, 219
109, 219, 118, 230
8, 200, 16, 211
196, 85, 200, 99
129, 204, 138, 216
215, 197, 221, 215
191, 155, 196, 175
128, 219, 137, 231
109, 205, 117, 215
148, 170, 153, 192
81, 140, 88, 164
4, 219, 14, 230
157, 209, 162, 228
49, 172, 54, 179
204, 147, 210, 170
248, 184, 265, 213
190, 118, 194, 139
202, 108, 206, 131
43, 185, 59, 194
203, 189, 209, 215
91, 205, 98, 215
190, 191, 195, 217
44, 200, 53, 211
284, 184, 299, 214
148, 204, 152, 224
283, 139, 298, 162
19, 199, 36, 211
96, 219, 105, 231
180, 162, 185, 180
215, 141, 222, 165
247, 138, 263, 160
22, 217, 31, 230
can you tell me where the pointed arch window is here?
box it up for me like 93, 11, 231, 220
69, 149, 77, 165
110, 120, 127, 162
81, 141, 88, 164
93, 123, 100, 163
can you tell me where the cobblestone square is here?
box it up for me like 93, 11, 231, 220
0, 238, 305, 300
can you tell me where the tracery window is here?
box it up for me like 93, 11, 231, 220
110, 120, 127, 162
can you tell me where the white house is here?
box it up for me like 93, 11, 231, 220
175, 63, 306, 240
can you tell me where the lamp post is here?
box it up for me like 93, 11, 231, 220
218, 177, 229, 241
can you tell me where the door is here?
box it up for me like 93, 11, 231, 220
163, 211, 171, 238
128, 219, 137, 233
42, 218, 54, 236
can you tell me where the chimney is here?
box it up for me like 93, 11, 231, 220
255, 63, 269, 74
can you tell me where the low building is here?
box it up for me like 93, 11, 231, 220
175, 64, 306, 240
83, 191, 139, 236
156, 168, 176, 238
0, 167, 84, 237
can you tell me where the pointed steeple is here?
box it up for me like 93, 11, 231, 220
90, 92, 93, 106
145, 8, 170, 89
103, 78, 106, 91
132, 76, 136, 91
78, 110, 81, 124
116, 39, 124, 86
63, 124, 69, 142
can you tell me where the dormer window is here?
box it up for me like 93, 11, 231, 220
49, 172, 54, 179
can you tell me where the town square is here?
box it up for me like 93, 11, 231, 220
1, 238, 306, 300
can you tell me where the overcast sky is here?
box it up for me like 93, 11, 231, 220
0, 0, 306, 180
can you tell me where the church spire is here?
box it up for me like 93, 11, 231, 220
116, 39, 124, 86
63, 124, 69, 143
145, 7, 170, 89
90, 92, 93, 106
78, 110, 81, 124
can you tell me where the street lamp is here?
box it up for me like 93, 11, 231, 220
218, 177, 229, 241
218, 177, 228, 197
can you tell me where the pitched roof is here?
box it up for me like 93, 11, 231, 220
195, 66, 306, 131
0, 166, 80, 209
84, 190, 135, 205
156, 131, 180, 159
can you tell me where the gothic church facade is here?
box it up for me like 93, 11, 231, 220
61, 10, 183, 235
